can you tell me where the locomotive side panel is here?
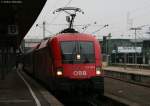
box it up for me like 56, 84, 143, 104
33, 45, 54, 86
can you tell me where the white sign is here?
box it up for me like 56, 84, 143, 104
118, 47, 142, 53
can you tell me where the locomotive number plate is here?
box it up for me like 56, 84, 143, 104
73, 71, 87, 76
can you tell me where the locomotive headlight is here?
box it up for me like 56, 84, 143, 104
57, 71, 63, 76
96, 67, 101, 75
76, 54, 81, 60
56, 68, 63, 76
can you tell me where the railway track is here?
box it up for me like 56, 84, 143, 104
105, 75, 150, 88
105, 76, 150, 106
87, 95, 127, 106
54, 92, 127, 106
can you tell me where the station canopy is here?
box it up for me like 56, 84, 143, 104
0, 0, 46, 49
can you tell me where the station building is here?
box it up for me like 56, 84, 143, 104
101, 38, 150, 65
143, 40, 150, 64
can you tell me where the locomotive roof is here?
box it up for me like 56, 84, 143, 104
54, 33, 97, 41
26, 33, 97, 51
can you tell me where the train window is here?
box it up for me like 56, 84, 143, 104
79, 42, 95, 63
61, 41, 95, 64
61, 41, 76, 63
61, 41, 76, 55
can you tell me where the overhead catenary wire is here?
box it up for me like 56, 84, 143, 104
38, 23, 105, 27
37, 0, 74, 38
36, 24, 53, 35
91, 24, 109, 34
42, 0, 61, 20
26, 0, 61, 38
64, 0, 73, 7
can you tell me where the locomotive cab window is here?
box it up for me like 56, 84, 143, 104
61, 41, 95, 64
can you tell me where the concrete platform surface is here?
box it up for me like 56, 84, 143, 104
103, 66, 150, 76
0, 69, 63, 106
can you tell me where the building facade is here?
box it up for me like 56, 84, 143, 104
101, 38, 146, 65
143, 40, 150, 64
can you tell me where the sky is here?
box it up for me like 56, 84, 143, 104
25, 0, 150, 39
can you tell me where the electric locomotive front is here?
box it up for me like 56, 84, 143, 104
51, 33, 104, 94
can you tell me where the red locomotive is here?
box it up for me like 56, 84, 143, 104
23, 7, 104, 95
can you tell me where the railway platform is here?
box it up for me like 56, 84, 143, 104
103, 66, 150, 87
103, 66, 150, 76
104, 66, 150, 106
0, 67, 63, 106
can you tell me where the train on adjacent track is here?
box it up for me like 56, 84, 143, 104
22, 7, 104, 95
